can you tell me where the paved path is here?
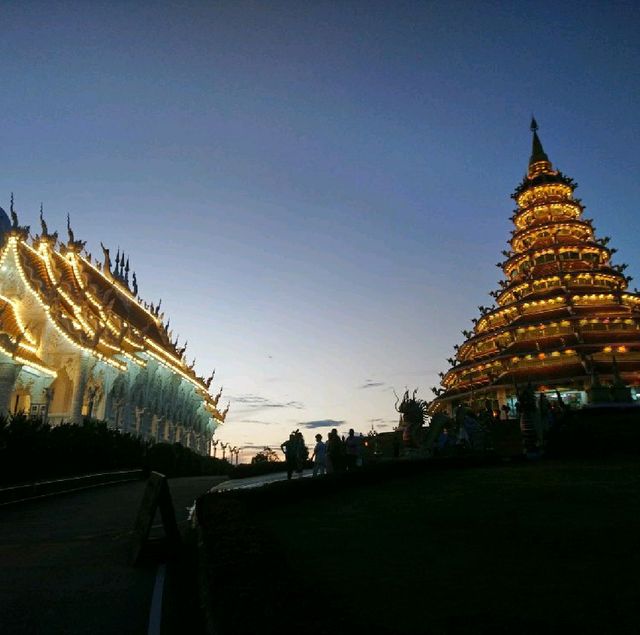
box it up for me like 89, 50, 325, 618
0, 476, 225, 635
213, 469, 314, 492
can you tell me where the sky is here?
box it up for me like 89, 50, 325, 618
2, 1, 639, 461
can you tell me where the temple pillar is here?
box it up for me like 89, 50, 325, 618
69, 356, 90, 425
112, 399, 123, 431
134, 407, 146, 437
122, 403, 135, 434
0, 363, 20, 416
96, 371, 114, 422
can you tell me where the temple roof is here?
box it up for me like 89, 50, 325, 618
0, 229, 226, 420
0, 207, 10, 237
0, 296, 54, 374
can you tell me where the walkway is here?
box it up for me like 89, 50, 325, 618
213, 469, 314, 492
0, 476, 225, 634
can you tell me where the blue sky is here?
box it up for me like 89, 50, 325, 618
2, 1, 639, 460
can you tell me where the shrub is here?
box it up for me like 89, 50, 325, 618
0, 414, 229, 486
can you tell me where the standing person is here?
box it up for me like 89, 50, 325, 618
311, 433, 326, 477
345, 428, 359, 471
326, 428, 344, 474
280, 432, 297, 480
294, 430, 307, 478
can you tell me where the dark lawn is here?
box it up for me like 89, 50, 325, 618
258, 459, 640, 634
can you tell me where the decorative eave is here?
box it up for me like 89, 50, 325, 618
512, 170, 577, 199
0, 232, 223, 408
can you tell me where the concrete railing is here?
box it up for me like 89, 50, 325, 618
0, 469, 145, 506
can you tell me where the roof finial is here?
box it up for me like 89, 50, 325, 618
39, 204, 49, 236
529, 116, 550, 168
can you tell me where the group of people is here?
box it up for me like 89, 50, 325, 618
434, 392, 568, 455
280, 430, 308, 480
281, 428, 363, 479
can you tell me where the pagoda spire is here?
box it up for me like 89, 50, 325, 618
527, 117, 553, 177
529, 117, 549, 163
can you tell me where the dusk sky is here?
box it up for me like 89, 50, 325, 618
2, 2, 639, 460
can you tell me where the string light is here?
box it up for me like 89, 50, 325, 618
0, 231, 225, 425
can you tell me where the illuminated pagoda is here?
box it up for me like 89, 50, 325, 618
0, 198, 228, 455
431, 120, 640, 415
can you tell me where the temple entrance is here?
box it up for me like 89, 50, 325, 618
49, 367, 73, 416
10, 390, 31, 415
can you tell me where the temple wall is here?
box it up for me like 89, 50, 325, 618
0, 235, 221, 455
0, 349, 219, 454
0, 363, 20, 415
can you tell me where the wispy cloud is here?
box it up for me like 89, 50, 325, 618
298, 419, 346, 429
389, 369, 442, 377
229, 393, 305, 415
373, 422, 397, 431
358, 379, 385, 389
238, 442, 278, 450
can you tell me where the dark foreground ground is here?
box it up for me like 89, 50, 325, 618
198, 457, 640, 635
0, 475, 226, 634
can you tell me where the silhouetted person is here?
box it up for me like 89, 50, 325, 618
326, 428, 344, 473
345, 428, 359, 471
281, 433, 297, 480
294, 430, 307, 478
311, 433, 326, 476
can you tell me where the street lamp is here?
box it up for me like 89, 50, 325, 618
211, 439, 219, 458
221, 442, 228, 460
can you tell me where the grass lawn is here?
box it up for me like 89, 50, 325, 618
253, 459, 640, 634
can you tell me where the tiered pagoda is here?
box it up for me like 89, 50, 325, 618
0, 200, 228, 455
431, 120, 640, 416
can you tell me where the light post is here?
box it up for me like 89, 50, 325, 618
211, 439, 219, 458
233, 447, 240, 465
221, 442, 228, 461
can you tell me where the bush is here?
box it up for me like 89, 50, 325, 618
146, 442, 232, 478
0, 414, 230, 486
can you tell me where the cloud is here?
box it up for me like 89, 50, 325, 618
229, 393, 305, 415
237, 442, 277, 450
373, 422, 396, 431
298, 419, 346, 429
389, 369, 442, 377
358, 379, 385, 389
